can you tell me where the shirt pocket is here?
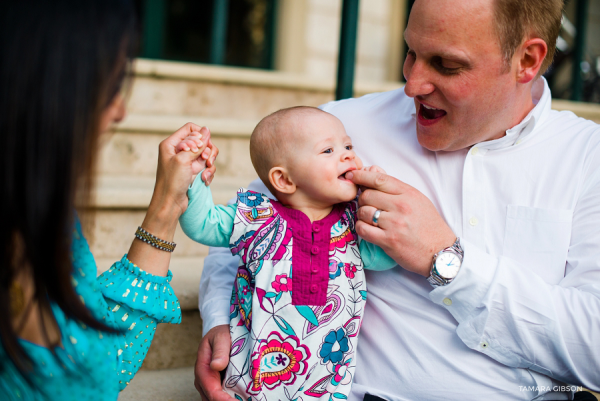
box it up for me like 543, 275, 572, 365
502, 205, 573, 283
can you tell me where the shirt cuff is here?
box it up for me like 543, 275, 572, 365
99, 255, 182, 324
428, 238, 499, 323
200, 296, 232, 336
188, 169, 206, 190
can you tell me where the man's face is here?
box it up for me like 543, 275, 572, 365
403, 0, 523, 152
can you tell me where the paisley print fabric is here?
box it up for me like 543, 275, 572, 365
225, 189, 367, 400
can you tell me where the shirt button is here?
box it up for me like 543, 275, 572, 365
310, 284, 318, 293
311, 246, 319, 255
480, 342, 489, 349
469, 216, 478, 226
471, 147, 479, 156
312, 224, 321, 232
443, 298, 452, 306
311, 266, 319, 273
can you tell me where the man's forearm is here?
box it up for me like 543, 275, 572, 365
431, 238, 600, 390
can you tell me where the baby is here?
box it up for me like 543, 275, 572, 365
178, 106, 396, 400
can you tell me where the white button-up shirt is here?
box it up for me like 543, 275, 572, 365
198, 78, 600, 400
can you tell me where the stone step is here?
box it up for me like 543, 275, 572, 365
88, 210, 208, 260
552, 99, 600, 124
116, 113, 258, 136
127, 59, 403, 120
119, 367, 200, 400
99, 114, 258, 181
94, 174, 251, 209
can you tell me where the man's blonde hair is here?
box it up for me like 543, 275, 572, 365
493, 0, 563, 77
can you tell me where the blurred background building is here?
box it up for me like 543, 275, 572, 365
131, 0, 600, 101
91, 1, 599, 399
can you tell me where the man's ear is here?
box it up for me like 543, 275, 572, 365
269, 166, 296, 195
515, 38, 547, 84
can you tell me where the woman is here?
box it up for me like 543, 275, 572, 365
0, 1, 216, 399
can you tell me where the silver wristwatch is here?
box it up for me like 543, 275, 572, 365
427, 238, 464, 287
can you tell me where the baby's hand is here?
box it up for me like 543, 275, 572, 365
174, 127, 219, 185
362, 165, 387, 174
175, 133, 203, 153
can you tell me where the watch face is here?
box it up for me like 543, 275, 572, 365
436, 252, 461, 279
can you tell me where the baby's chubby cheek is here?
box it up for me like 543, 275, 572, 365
346, 182, 359, 200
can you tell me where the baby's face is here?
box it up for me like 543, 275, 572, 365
286, 113, 362, 206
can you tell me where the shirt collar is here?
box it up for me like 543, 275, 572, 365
479, 77, 550, 150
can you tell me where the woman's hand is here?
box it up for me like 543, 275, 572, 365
151, 123, 218, 221
127, 123, 219, 276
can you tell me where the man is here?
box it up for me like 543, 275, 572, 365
195, 0, 600, 399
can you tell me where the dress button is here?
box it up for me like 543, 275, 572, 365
313, 224, 321, 232
311, 246, 319, 255
310, 284, 318, 293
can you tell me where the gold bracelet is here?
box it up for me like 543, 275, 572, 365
135, 226, 176, 252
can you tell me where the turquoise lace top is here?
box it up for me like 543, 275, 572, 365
0, 220, 182, 400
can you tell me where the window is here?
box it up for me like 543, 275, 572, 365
136, 0, 277, 69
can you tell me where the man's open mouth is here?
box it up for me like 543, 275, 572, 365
418, 103, 447, 121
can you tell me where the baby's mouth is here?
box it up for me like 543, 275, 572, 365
419, 103, 447, 120
338, 169, 355, 181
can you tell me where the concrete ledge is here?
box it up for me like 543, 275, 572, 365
134, 58, 404, 96
116, 113, 259, 137
552, 99, 600, 123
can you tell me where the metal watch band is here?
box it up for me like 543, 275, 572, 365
448, 237, 464, 260
427, 237, 463, 287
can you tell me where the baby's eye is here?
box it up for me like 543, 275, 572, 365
345, 145, 353, 150
323, 148, 333, 154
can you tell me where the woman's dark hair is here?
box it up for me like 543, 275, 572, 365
0, 0, 137, 379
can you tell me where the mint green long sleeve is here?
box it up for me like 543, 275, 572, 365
359, 239, 397, 271
179, 176, 236, 247
179, 176, 396, 271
